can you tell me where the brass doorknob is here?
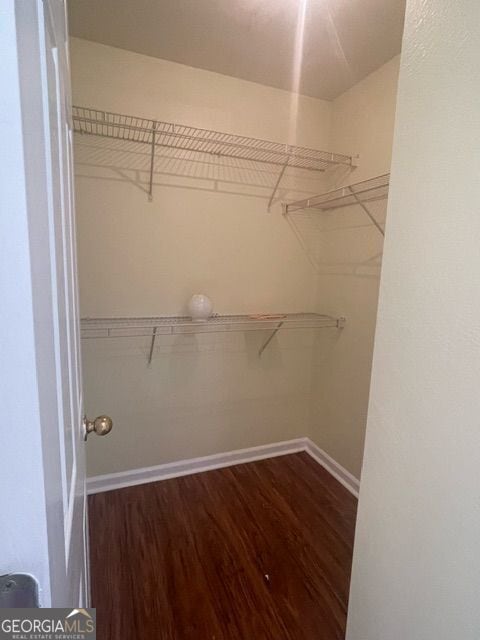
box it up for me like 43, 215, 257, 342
83, 415, 113, 441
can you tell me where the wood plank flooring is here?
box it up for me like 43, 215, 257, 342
88, 452, 357, 639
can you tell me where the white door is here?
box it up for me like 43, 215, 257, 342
0, 0, 101, 607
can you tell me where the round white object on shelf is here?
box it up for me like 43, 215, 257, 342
187, 294, 213, 322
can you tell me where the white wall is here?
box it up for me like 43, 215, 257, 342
308, 57, 400, 477
330, 56, 400, 183
347, 1, 480, 638
70, 39, 333, 475
70, 38, 332, 150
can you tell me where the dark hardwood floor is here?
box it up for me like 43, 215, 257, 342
89, 452, 357, 639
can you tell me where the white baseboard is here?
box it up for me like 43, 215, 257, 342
304, 438, 360, 498
86, 438, 308, 494
87, 436, 360, 498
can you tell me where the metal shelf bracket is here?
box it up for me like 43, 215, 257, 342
148, 327, 157, 365
258, 321, 284, 357
267, 156, 289, 212
148, 122, 156, 202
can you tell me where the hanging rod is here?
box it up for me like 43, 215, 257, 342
283, 173, 390, 215
80, 313, 346, 362
72, 106, 354, 206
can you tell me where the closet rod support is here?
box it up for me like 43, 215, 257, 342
148, 123, 157, 202
267, 158, 289, 212
258, 321, 284, 357
148, 327, 157, 365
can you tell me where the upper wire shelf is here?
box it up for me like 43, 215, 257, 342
72, 106, 353, 172
284, 173, 390, 214
72, 106, 354, 207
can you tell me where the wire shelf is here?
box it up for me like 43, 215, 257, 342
72, 106, 353, 173
81, 313, 345, 362
284, 173, 390, 214
80, 313, 345, 339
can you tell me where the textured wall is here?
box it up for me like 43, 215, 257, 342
347, 1, 480, 637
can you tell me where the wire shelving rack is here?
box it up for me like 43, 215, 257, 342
283, 173, 389, 237
72, 106, 354, 207
81, 313, 346, 363
283, 173, 389, 235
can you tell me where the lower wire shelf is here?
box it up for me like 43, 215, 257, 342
80, 313, 346, 363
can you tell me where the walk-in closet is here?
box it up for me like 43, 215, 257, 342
5, 0, 480, 635
68, 1, 404, 636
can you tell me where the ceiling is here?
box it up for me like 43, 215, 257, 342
68, 0, 405, 101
